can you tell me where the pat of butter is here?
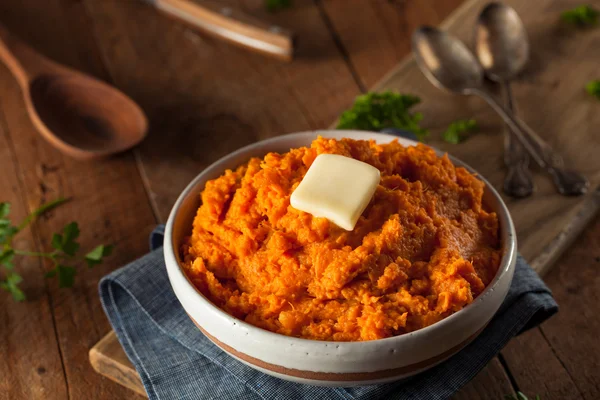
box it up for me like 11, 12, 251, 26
290, 154, 380, 231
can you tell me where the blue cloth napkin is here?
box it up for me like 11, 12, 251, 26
99, 225, 557, 400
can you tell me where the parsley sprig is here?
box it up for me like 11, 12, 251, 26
561, 5, 599, 27
0, 199, 113, 301
337, 92, 429, 141
442, 119, 478, 144
585, 80, 600, 99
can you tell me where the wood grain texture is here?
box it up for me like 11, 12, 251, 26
0, 0, 156, 399
0, 57, 154, 399
501, 328, 581, 400
320, 0, 465, 89
502, 215, 600, 400
0, 87, 68, 400
453, 358, 515, 399
89, 331, 147, 397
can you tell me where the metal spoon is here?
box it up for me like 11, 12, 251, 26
475, 2, 534, 198
412, 26, 589, 196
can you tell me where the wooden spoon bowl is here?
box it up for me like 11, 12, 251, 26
0, 25, 147, 160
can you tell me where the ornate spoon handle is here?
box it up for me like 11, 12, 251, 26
503, 82, 534, 198
473, 88, 589, 196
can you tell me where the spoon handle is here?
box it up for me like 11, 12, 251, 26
503, 82, 534, 198
0, 24, 62, 87
147, 0, 294, 61
474, 88, 589, 196
0, 24, 30, 89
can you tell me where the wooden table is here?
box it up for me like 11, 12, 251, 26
0, 1, 598, 399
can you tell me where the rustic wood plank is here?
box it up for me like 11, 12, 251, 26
496, 208, 596, 400
0, 0, 110, 78
320, 0, 465, 89
529, 187, 600, 277
0, 1, 156, 399
89, 331, 147, 397
453, 358, 515, 399
502, 215, 600, 400
502, 329, 581, 400
0, 85, 68, 400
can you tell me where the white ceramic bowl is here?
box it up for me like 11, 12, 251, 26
164, 130, 517, 386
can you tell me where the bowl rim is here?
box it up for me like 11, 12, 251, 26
164, 130, 517, 347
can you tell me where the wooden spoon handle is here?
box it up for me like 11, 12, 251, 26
151, 0, 295, 61
0, 24, 34, 89
0, 25, 64, 86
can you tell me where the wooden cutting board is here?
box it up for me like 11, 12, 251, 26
89, 0, 600, 395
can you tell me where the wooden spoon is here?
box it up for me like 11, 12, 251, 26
0, 25, 148, 160
145, 0, 295, 62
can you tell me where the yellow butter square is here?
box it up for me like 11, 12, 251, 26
290, 154, 380, 231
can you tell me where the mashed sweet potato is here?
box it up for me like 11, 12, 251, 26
182, 137, 502, 341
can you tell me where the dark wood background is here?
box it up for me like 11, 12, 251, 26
0, 1, 598, 399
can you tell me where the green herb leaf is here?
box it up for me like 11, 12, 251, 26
586, 80, 600, 99
265, 0, 292, 12
46, 264, 77, 288
517, 392, 530, 400
442, 119, 478, 144
561, 5, 599, 27
0, 202, 16, 242
85, 244, 114, 268
0, 222, 18, 243
336, 92, 429, 141
58, 265, 76, 288
0, 220, 17, 231
1, 198, 107, 302
62, 223, 80, 255
0, 202, 11, 219
51, 222, 80, 256
0, 272, 25, 301
16, 197, 69, 231
0, 249, 15, 269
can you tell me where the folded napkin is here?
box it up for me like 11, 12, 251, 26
100, 225, 557, 400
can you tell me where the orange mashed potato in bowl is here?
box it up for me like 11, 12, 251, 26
181, 137, 502, 341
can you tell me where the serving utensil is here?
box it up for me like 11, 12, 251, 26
0, 25, 148, 160
475, 2, 534, 198
412, 26, 589, 196
142, 0, 295, 61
